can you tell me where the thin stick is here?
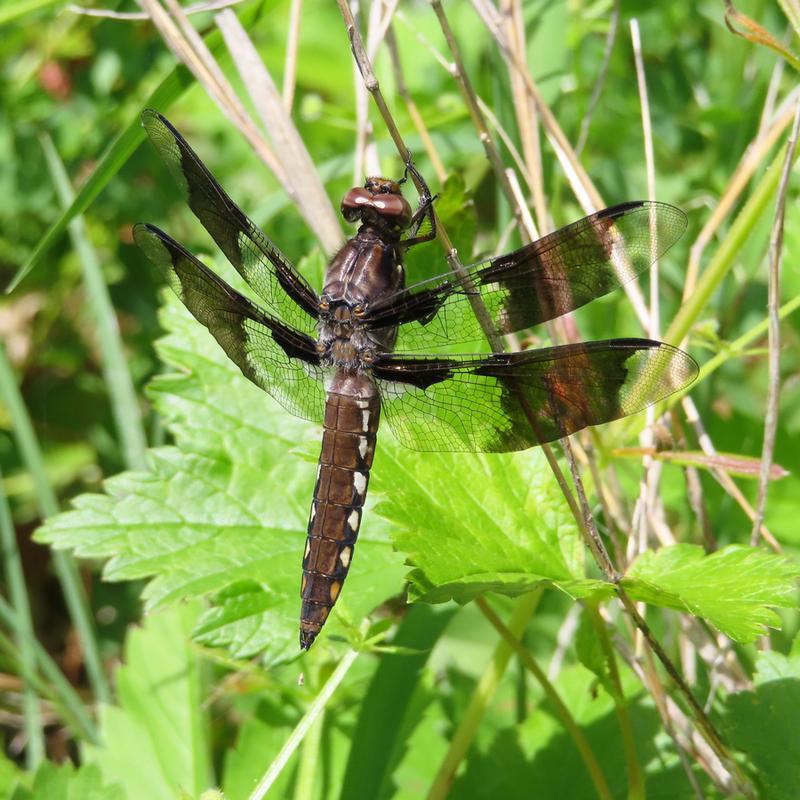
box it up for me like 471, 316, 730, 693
438, 9, 740, 777
629, 19, 659, 659
384, 24, 448, 183
430, 0, 531, 240
751, 98, 800, 542
67, 0, 242, 18
681, 395, 782, 551
504, 0, 547, 229
587, 604, 645, 799
281, 0, 302, 111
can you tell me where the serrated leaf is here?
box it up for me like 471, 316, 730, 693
623, 544, 800, 643
193, 580, 294, 662
35, 294, 407, 655
372, 447, 611, 605
82, 604, 210, 799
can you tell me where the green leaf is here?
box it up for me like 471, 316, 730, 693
193, 580, 293, 662
338, 604, 457, 800
448, 664, 707, 799
723, 647, 800, 799
81, 604, 210, 799
222, 712, 296, 800
35, 294, 407, 655
373, 447, 610, 605
623, 544, 800, 643
28, 762, 123, 800
574, 608, 614, 697
0, 750, 25, 799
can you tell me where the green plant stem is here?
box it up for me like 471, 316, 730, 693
0, 471, 43, 767
294, 706, 325, 800
697, 292, 800, 383
427, 591, 544, 800
249, 649, 359, 800
41, 134, 148, 471
476, 597, 614, 800
586, 604, 644, 800
0, 344, 110, 704
665, 140, 800, 347
0, 595, 98, 743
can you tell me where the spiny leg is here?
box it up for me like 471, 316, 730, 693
400, 158, 437, 248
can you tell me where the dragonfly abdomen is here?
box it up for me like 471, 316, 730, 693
300, 372, 380, 649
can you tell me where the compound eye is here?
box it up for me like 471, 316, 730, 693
341, 187, 372, 223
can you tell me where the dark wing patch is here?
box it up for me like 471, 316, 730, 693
134, 223, 326, 422
141, 109, 320, 334
364, 202, 687, 351
373, 340, 697, 452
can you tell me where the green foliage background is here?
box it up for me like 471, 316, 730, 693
1, 0, 799, 798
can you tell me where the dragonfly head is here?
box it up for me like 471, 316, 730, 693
340, 178, 412, 232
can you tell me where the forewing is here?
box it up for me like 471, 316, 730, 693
134, 223, 326, 422
365, 202, 687, 351
141, 109, 319, 334
373, 340, 697, 452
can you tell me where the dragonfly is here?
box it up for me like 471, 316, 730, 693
134, 109, 697, 650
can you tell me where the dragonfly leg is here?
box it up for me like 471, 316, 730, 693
401, 159, 437, 248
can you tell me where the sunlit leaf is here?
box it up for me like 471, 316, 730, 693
373, 444, 611, 605
623, 544, 800, 643
82, 604, 209, 800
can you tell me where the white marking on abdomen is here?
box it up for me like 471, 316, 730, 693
353, 472, 367, 496
339, 545, 352, 568
347, 510, 360, 531
361, 409, 370, 428
358, 437, 368, 459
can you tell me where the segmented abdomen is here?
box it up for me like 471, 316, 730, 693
300, 373, 380, 649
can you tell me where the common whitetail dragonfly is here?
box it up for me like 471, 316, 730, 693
134, 110, 697, 650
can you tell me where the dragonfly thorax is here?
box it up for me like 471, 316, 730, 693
317, 301, 378, 372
